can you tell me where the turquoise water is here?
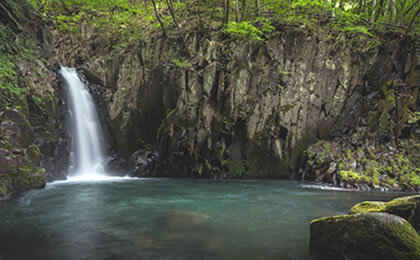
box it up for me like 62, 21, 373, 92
0, 179, 399, 260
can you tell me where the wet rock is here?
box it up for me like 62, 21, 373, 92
1, 109, 34, 147
310, 212, 420, 260
81, 68, 104, 86
0, 149, 13, 174
42, 130, 71, 181
129, 149, 158, 177
350, 195, 420, 233
103, 155, 128, 175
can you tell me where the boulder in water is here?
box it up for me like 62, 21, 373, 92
350, 195, 420, 232
310, 212, 420, 260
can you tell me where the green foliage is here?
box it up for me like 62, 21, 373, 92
0, 26, 24, 99
171, 57, 188, 68
339, 170, 363, 184
408, 111, 420, 124
0, 54, 20, 95
225, 21, 264, 41
29, 0, 154, 45
28, 0, 420, 48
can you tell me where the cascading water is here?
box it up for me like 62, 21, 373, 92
61, 67, 106, 179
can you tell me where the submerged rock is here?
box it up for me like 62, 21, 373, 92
135, 210, 226, 256
310, 212, 420, 260
350, 195, 420, 232
156, 210, 211, 231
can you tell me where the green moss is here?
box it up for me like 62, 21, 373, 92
310, 214, 348, 225
367, 111, 378, 131
311, 212, 420, 259
339, 170, 365, 184
14, 164, 46, 189
171, 57, 188, 69
350, 196, 420, 231
0, 182, 7, 196
409, 176, 420, 187
345, 149, 353, 159
350, 201, 387, 214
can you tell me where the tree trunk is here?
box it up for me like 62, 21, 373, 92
151, 0, 167, 37
223, 0, 230, 26
255, 0, 259, 17
165, 0, 189, 56
375, 0, 385, 22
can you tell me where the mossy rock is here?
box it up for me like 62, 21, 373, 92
310, 212, 420, 260
13, 164, 46, 190
0, 181, 7, 197
350, 195, 420, 232
0, 174, 12, 198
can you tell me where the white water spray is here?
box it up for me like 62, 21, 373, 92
61, 67, 106, 180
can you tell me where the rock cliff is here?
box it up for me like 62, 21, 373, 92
0, 0, 69, 199
70, 23, 419, 185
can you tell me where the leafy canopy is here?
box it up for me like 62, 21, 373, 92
28, 0, 419, 45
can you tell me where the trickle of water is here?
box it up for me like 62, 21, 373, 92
61, 67, 105, 179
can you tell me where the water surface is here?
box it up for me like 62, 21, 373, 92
0, 179, 400, 259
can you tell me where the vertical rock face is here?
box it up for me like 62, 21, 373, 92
301, 39, 419, 192
81, 27, 416, 179
0, 0, 70, 198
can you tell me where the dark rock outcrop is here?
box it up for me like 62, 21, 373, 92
310, 212, 420, 260
300, 38, 419, 191
0, 0, 70, 198
78, 28, 372, 178
79, 27, 418, 181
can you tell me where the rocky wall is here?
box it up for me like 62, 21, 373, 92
0, 0, 70, 199
81, 26, 395, 179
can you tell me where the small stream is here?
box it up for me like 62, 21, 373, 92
0, 179, 399, 260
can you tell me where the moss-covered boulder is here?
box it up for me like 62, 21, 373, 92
350, 195, 420, 232
310, 213, 420, 260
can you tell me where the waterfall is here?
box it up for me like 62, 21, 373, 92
61, 67, 106, 179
